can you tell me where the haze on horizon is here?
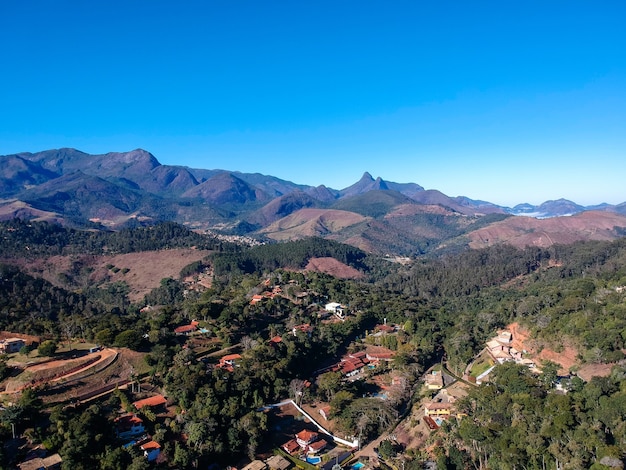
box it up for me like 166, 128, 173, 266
1, 1, 625, 208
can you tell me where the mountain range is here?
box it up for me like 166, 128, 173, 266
1, 148, 626, 255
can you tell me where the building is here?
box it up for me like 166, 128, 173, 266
242, 461, 267, 470
174, 320, 199, 335
296, 429, 318, 449
132, 394, 167, 411
292, 324, 313, 337
115, 414, 145, 439
0, 337, 25, 354
425, 370, 444, 390
140, 441, 161, 462
266, 455, 291, 470
325, 302, 345, 318
365, 345, 396, 362
319, 405, 331, 420
219, 354, 242, 372
18, 454, 62, 470
425, 402, 452, 417
282, 439, 300, 455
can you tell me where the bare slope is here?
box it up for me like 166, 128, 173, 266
13, 248, 212, 303
260, 208, 369, 241
467, 211, 626, 249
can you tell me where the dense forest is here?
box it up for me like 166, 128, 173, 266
1, 220, 626, 469
0, 219, 235, 258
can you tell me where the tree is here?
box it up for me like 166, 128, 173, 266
114, 330, 142, 350
378, 439, 397, 459
38, 340, 57, 357
317, 371, 342, 401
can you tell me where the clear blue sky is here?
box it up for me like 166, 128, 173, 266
1, 1, 625, 206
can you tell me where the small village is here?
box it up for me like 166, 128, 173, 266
0, 270, 572, 470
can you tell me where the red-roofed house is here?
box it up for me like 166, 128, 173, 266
366, 346, 396, 362
250, 294, 264, 305
296, 430, 318, 448
219, 353, 242, 372
269, 335, 282, 345
282, 439, 300, 455
425, 402, 451, 417
133, 395, 167, 410
174, 320, 199, 335
115, 414, 145, 439
308, 439, 327, 454
292, 324, 313, 336
140, 441, 161, 462
375, 324, 396, 334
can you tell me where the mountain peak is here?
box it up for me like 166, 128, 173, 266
360, 171, 374, 182
340, 172, 388, 198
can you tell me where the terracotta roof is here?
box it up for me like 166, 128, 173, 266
296, 429, 318, 443
282, 439, 300, 454
115, 414, 143, 430
133, 395, 167, 409
365, 346, 396, 360
174, 324, 197, 334
426, 402, 451, 410
308, 439, 327, 452
375, 324, 395, 333
221, 353, 242, 362
141, 441, 161, 451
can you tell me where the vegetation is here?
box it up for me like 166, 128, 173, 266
2, 217, 626, 468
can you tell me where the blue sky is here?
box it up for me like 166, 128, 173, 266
1, 1, 625, 206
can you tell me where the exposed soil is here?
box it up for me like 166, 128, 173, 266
3, 348, 117, 393
10, 248, 212, 303
261, 208, 368, 241
507, 322, 616, 379
508, 322, 578, 374
305, 257, 365, 280
468, 211, 626, 249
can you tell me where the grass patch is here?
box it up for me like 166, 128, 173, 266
469, 352, 494, 378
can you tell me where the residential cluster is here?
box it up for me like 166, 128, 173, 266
114, 394, 169, 463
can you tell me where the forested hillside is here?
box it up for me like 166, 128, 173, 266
1, 218, 626, 469
0, 219, 233, 258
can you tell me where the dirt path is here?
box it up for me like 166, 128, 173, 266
3, 348, 118, 394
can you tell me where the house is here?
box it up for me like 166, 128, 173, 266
269, 335, 282, 345
375, 324, 396, 334
219, 353, 242, 372
282, 439, 300, 455
425, 402, 452, 417
18, 454, 63, 470
365, 346, 396, 362
250, 294, 264, 305
325, 302, 345, 318
0, 337, 25, 354
308, 439, 327, 454
132, 394, 167, 411
296, 429, 318, 448
319, 405, 331, 420
292, 324, 313, 337
115, 414, 145, 439
242, 461, 267, 470
425, 370, 444, 390
266, 455, 291, 470
325, 302, 342, 312
498, 331, 513, 343
140, 441, 161, 462
174, 320, 199, 335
